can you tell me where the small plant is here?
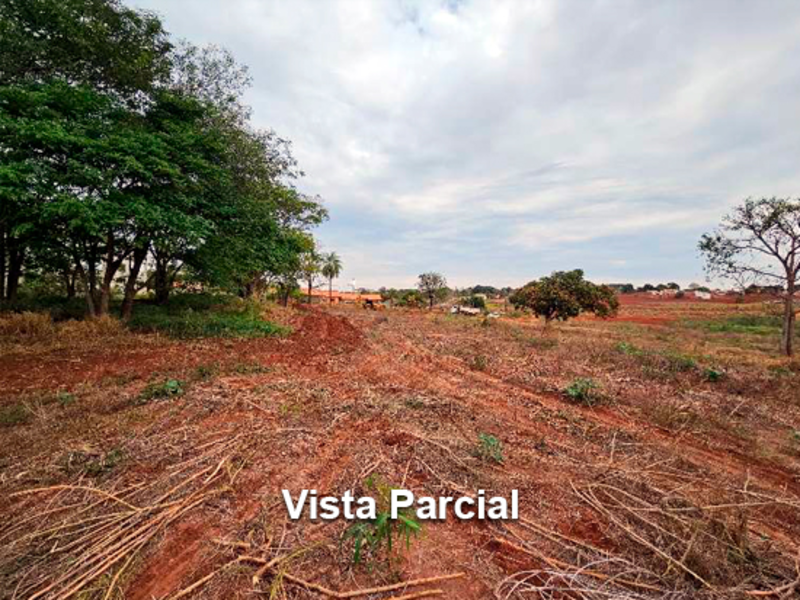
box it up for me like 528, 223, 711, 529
57, 391, 76, 407
664, 352, 697, 372
342, 510, 420, 568
139, 378, 184, 403
86, 448, 124, 476
195, 363, 220, 381
404, 396, 426, 410
475, 433, 504, 464
233, 362, 270, 375
704, 367, 725, 382
615, 341, 642, 356
341, 476, 421, 570
564, 377, 600, 405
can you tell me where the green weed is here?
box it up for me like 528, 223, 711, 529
564, 377, 600, 405
139, 379, 184, 403
341, 476, 421, 569
475, 433, 504, 464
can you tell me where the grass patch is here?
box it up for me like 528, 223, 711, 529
0, 404, 30, 427
128, 294, 288, 339
686, 314, 786, 336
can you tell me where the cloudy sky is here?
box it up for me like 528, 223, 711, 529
135, 0, 800, 289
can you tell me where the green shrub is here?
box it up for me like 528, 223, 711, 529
475, 433, 504, 464
139, 379, 184, 402
704, 367, 725, 382
564, 377, 600, 405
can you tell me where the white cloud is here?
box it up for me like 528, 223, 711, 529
135, 0, 800, 288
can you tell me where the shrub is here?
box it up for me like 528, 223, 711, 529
139, 379, 184, 402
463, 295, 486, 310
475, 433, 504, 464
704, 367, 725, 382
564, 377, 600, 405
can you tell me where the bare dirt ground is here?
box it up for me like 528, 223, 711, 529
1, 302, 799, 599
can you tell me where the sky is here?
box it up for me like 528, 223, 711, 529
134, 0, 800, 290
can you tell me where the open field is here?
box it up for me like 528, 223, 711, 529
1, 299, 799, 599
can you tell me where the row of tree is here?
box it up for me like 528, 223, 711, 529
0, 0, 330, 318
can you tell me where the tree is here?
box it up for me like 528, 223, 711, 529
700, 197, 800, 356
321, 252, 343, 304
509, 270, 619, 324
0, 0, 171, 95
299, 250, 321, 304
0, 0, 172, 308
417, 272, 447, 309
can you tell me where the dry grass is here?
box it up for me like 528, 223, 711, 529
0, 313, 135, 354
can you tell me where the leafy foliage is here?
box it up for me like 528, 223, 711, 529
341, 476, 421, 570
475, 433, 504, 464
509, 270, 619, 323
128, 295, 287, 339
563, 377, 600, 405
417, 272, 448, 308
139, 378, 184, 402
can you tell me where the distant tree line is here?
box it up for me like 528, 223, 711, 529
0, 0, 328, 318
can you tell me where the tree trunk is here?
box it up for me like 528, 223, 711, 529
66, 269, 76, 299
307, 280, 312, 304
76, 261, 96, 317
121, 246, 147, 321
328, 278, 333, 304
0, 227, 6, 300
781, 278, 795, 356
6, 244, 23, 303
154, 258, 170, 305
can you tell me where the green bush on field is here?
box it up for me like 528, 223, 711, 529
564, 377, 600, 405
139, 379, 185, 403
475, 433, 504, 464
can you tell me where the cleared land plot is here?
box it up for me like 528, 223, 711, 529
1, 300, 799, 599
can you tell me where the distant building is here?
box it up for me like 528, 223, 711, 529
308, 289, 383, 307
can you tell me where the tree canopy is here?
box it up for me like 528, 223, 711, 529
417, 272, 448, 308
509, 270, 619, 323
0, 0, 328, 317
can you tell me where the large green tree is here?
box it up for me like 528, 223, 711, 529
0, 0, 171, 94
0, 81, 230, 317
510, 270, 619, 324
